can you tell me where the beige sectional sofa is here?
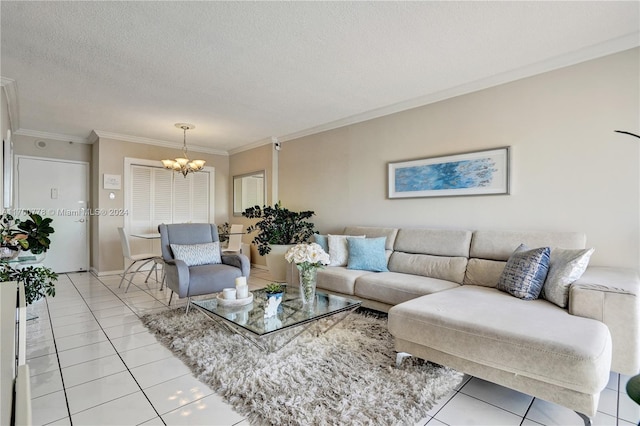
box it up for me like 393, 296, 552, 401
313, 226, 639, 425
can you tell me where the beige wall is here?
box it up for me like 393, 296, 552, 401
92, 137, 230, 274
229, 143, 274, 266
12, 135, 91, 163
278, 48, 640, 270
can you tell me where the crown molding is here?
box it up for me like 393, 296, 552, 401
277, 33, 640, 144
92, 130, 228, 156
14, 128, 89, 144
228, 137, 275, 155
0, 77, 20, 133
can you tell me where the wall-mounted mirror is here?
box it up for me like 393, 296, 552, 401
233, 170, 265, 216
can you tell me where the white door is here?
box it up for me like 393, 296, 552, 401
15, 156, 89, 273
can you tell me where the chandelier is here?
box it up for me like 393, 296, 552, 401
161, 123, 206, 177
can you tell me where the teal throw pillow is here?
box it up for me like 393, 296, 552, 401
347, 237, 389, 272
497, 244, 550, 300
313, 234, 329, 253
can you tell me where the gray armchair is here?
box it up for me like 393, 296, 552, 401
158, 223, 250, 312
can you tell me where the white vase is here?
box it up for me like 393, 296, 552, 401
265, 244, 294, 282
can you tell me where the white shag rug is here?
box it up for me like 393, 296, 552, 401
142, 308, 462, 426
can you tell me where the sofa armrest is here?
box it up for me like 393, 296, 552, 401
221, 254, 251, 277
569, 266, 639, 375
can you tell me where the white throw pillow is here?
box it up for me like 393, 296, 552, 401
327, 234, 365, 266
542, 247, 594, 308
170, 242, 222, 266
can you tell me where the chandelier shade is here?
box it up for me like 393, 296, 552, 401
162, 123, 206, 177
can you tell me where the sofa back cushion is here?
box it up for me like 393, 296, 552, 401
393, 228, 472, 257
389, 252, 468, 284
470, 230, 586, 261
463, 258, 507, 287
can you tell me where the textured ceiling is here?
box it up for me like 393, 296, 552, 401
1, 1, 639, 153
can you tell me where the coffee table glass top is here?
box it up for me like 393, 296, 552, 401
192, 287, 361, 336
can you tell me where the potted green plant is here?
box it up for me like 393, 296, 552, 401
0, 213, 29, 259
264, 282, 284, 296
0, 263, 58, 304
17, 211, 55, 255
243, 202, 316, 281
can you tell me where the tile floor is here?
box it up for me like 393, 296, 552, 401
25, 268, 639, 426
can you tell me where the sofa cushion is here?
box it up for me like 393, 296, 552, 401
316, 267, 372, 295
188, 263, 242, 295
497, 245, 550, 300
542, 247, 594, 308
170, 242, 221, 266
389, 252, 468, 284
355, 272, 459, 305
347, 237, 389, 272
463, 258, 506, 287
388, 286, 612, 394
344, 226, 398, 262
394, 228, 472, 257
470, 230, 586, 261
328, 234, 365, 266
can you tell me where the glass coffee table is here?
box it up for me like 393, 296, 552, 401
192, 286, 362, 352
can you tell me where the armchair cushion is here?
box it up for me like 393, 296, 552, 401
170, 242, 222, 266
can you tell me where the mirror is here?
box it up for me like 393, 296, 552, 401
233, 170, 266, 216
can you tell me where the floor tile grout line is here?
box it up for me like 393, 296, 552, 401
42, 288, 75, 425
65, 272, 167, 425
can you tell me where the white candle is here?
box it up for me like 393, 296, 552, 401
235, 276, 247, 287
236, 285, 249, 299
222, 288, 236, 300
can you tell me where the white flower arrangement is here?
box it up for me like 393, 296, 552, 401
285, 242, 330, 269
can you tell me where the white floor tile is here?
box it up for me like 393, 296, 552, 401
433, 393, 523, 425
54, 329, 108, 352
459, 377, 533, 416
525, 398, 588, 426
85, 298, 128, 311
102, 320, 148, 339
119, 342, 175, 368
61, 354, 128, 388
144, 374, 214, 415
27, 353, 60, 376
162, 393, 244, 425
26, 337, 56, 359
31, 390, 69, 426
138, 416, 166, 425
110, 330, 159, 352
52, 319, 101, 339
97, 312, 143, 329
70, 390, 158, 425
30, 369, 64, 398
130, 356, 192, 389
49, 311, 95, 328
57, 340, 117, 368
65, 370, 140, 414
90, 304, 134, 319
619, 391, 640, 424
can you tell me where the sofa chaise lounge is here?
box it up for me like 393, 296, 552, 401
311, 226, 639, 425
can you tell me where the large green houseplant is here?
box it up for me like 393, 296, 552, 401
243, 202, 316, 281
243, 202, 316, 256
0, 211, 58, 304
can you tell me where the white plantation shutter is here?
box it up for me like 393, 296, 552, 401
129, 165, 211, 231
153, 168, 173, 228
192, 172, 209, 222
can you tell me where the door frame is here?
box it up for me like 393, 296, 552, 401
14, 155, 90, 272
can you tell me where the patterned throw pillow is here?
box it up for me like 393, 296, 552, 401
497, 244, 551, 300
542, 247, 594, 308
327, 234, 365, 266
170, 242, 221, 266
347, 237, 389, 272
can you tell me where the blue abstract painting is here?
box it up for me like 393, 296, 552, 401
395, 158, 497, 192
388, 147, 509, 198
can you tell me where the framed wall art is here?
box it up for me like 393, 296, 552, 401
388, 146, 510, 199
